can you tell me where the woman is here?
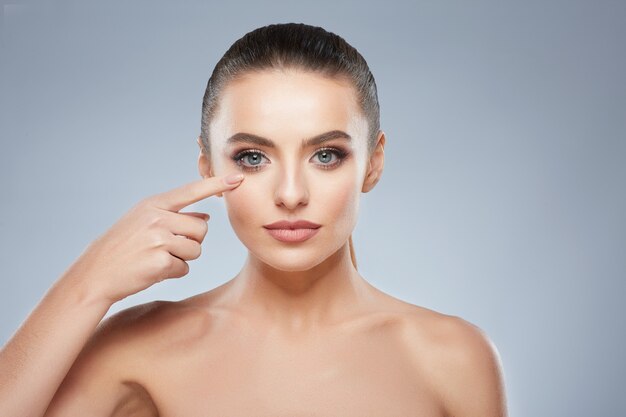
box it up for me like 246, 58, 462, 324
0, 23, 507, 416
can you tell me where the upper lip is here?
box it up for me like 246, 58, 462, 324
263, 220, 322, 229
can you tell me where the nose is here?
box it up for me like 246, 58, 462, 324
273, 161, 309, 210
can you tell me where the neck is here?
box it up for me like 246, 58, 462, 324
223, 241, 373, 333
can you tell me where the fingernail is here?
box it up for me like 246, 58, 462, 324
224, 173, 244, 185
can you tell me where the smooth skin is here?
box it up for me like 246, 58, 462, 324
2, 69, 508, 417
0, 174, 245, 417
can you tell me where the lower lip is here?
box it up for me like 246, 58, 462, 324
264, 227, 320, 243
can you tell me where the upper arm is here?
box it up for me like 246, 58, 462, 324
426, 316, 509, 417
43, 302, 164, 417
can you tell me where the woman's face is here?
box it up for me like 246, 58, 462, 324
202, 69, 380, 271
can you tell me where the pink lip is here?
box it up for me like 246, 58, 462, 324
264, 227, 320, 243
263, 220, 322, 229
263, 219, 321, 243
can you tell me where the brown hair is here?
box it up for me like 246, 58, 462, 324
199, 23, 381, 270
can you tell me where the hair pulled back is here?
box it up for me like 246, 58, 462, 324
199, 23, 381, 270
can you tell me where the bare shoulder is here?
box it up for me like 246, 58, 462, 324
91, 298, 217, 363
388, 298, 508, 417
47, 297, 217, 416
44, 300, 172, 416
91, 300, 172, 344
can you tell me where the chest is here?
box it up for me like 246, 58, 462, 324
140, 329, 444, 417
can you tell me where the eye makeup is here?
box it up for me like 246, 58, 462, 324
230, 146, 351, 172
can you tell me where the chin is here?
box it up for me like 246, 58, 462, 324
245, 242, 333, 272
238, 230, 348, 272
258, 257, 323, 272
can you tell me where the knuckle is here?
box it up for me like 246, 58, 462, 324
150, 230, 169, 249
147, 212, 166, 228
172, 260, 189, 278
154, 250, 173, 270
192, 242, 202, 259
199, 220, 209, 236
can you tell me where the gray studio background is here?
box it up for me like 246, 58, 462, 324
1, 1, 624, 416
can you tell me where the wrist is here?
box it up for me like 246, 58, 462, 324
54, 267, 114, 313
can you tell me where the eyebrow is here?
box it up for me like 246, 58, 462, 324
225, 130, 352, 149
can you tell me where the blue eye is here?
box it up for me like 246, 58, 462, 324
231, 147, 349, 172
231, 150, 269, 171
316, 149, 337, 165
240, 151, 266, 168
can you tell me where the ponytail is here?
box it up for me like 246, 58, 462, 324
348, 234, 358, 270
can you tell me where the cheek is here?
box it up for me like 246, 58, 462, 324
317, 171, 360, 226
222, 181, 265, 232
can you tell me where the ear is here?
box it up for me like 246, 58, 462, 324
197, 136, 223, 198
361, 130, 385, 193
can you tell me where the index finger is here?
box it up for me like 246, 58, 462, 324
149, 173, 244, 212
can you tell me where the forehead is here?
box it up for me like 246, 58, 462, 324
210, 69, 365, 147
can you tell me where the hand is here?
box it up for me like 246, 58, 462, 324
65, 173, 245, 305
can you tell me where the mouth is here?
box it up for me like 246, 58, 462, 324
263, 219, 322, 229
264, 227, 320, 243
262, 219, 322, 243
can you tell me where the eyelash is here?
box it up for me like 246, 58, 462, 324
231, 147, 350, 172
